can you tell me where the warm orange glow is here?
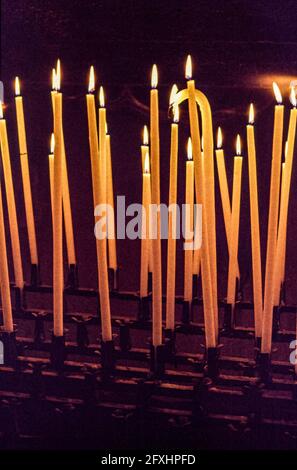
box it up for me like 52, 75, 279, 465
50, 133, 55, 154
151, 64, 158, 89
88, 66, 95, 93
143, 125, 149, 145
169, 84, 178, 105
185, 55, 192, 80
0, 101, 3, 119
236, 134, 241, 155
15, 77, 20, 96
144, 150, 150, 174
187, 137, 193, 160
217, 127, 223, 149
290, 87, 297, 107
51, 68, 57, 91
99, 86, 105, 107
273, 82, 282, 104
249, 103, 255, 124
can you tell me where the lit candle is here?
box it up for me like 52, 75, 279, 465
141, 126, 153, 274
184, 138, 194, 303
273, 89, 297, 305
150, 64, 162, 346
262, 82, 284, 354
0, 101, 24, 289
48, 133, 55, 221
0, 184, 13, 332
86, 68, 112, 342
227, 136, 243, 307
165, 86, 179, 330
53, 70, 64, 337
106, 129, 117, 270
14, 77, 38, 267
215, 127, 240, 280
140, 151, 151, 298
99, 87, 107, 204
246, 104, 263, 339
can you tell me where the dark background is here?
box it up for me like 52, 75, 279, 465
1, 0, 297, 314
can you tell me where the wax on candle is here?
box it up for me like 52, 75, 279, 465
0, 101, 24, 289
0, 183, 13, 332
140, 151, 151, 298
48, 133, 55, 221
227, 135, 243, 307
106, 131, 117, 270
165, 86, 179, 330
262, 83, 284, 354
184, 138, 194, 303
150, 64, 162, 346
246, 104, 263, 339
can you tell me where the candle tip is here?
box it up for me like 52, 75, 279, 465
143, 125, 149, 145
272, 82, 282, 104
185, 55, 192, 80
290, 86, 296, 107
217, 127, 223, 149
50, 133, 55, 154
88, 66, 95, 93
236, 134, 241, 156
187, 137, 193, 160
99, 86, 105, 107
248, 103, 255, 124
15, 77, 20, 96
151, 64, 158, 89
144, 150, 150, 174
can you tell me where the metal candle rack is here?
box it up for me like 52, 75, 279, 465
0, 266, 297, 448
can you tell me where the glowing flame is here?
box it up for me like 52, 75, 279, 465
15, 77, 20, 96
290, 87, 296, 107
236, 134, 241, 155
50, 133, 55, 154
249, 103, 254, 124
173, 104, 179, 123
88, 66, 95, 93
56, 59, 61, 90
143, 125, 149, 145
285, 140, 288, 158
217, 127, 223, 149
0, 101, 3, 119
187, 137, 193, 160
169, 84, 178, 106
51, 68, 57, 91
151, 64, 158, 89
99, 86, 105, 107
185, 55, 192, 80
273, 82, 282, 104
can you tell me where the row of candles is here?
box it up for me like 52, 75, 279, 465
0, 56, 296, 361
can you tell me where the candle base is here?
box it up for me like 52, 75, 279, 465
206, 347, 220, 380
30, 263, 41, 286
74, 316, 90, 349
101, 339, 115, 374
0, 331, 18, 366
33, 311, 46, 346
150, 344, 166, 378
182, 300, 192, 324
257, 352, 271, 383
67, 264, 79, 289
119, 322, 131, 352
138, 296, 151, 322
50, 334, 66, 371
108, 268, 119, 292
272, 305, 281, 338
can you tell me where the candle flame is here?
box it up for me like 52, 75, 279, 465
217, 127, 223, 149
187, 137, 193, 160
0, 101, 3, 119
15, 77, 20, 96
151, 64, 158, 89
50, 133, 55, 154
169, 84, 178, 106
236, 134, 241, 155
144, 150, 150, 174
273, 82, 282, 104
51, 68, 56, 91
173, 104, 179, 123
290, 86, 297, 107
143, 125, 149, 145
249, 103, 254, 124
185, 55, 192, 80
55, 59, 61, 91
88, 66, 95, 93
99, 86, 105, 107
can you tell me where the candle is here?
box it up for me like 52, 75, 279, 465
262, 82, 284, 354
140, 151, 151, 298
246, 104, 263, 339
48, 133, 55, 221
273, 89, 297, 305
86, 67, 112, 342
150, 64, 162, 346
106, 130, 117, 270
140, 126, 153, 274
15, 77, 38, 266
184, 138, 194, 303
53, 76, 64, 337
0, 183, 13, 332
0, 102, 24, 289
165, 86, 179, 330
215, 127, 240, 279
227, 136, 243, 307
